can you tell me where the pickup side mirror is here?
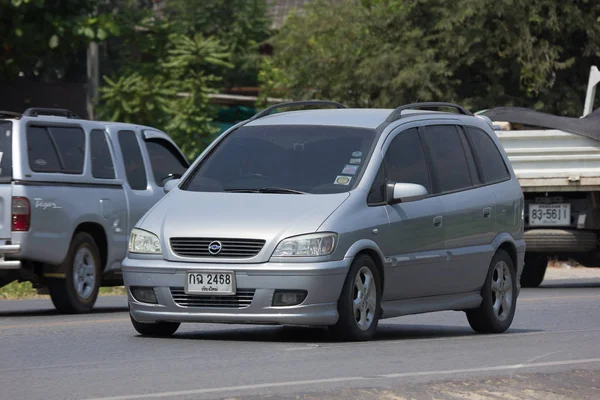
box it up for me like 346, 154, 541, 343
387, 183, 428, 204
163, 178, 181, 193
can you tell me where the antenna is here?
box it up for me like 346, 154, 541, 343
414, 70, 432, 104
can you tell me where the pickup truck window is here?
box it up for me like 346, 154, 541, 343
466, 127, 510, 183
91, 129, 115, 179
27, 125, 85, 174
118, 130, 147, 190
144, 138, 188, 187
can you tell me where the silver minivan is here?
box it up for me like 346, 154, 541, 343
123, 101, 526, 341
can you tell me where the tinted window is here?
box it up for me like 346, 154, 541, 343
145, 139, 188, 186
47, 126, 85, 173
367, 162, 386, 204
0, 121, 12, 179
421, 125, 472, 193
90, 130, 115, 179
183, 125, 376, 194
27, 126, 62, 172
384, 128, 431, 191
466, 127, 510, 183
118, 130, 147, 190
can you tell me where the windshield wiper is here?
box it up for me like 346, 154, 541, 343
224, 187, 306, 194
258, 187, 307, 194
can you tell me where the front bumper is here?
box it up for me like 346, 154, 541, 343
122, 257, 351, 326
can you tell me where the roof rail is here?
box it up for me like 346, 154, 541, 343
0, 111, 22, 119
248, 100, 346, 121
386, 102, 473, 122
22, 107, 81, 119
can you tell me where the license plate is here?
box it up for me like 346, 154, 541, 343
529, 203, 571, 226
185, 271, 236, 295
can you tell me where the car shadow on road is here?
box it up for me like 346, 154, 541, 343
167, 324, 539, 344
0, 306, 128, 318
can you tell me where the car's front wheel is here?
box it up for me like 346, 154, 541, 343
130, 312, 180, 337
466, 249, 517, 334
329, 254, 381, 341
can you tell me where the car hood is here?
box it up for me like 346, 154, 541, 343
139, 189, 351, 263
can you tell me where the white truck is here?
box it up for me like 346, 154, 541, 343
480, 66, 600, 287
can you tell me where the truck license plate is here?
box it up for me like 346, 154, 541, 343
529, 204, 570, 226
185, 271, 236, 295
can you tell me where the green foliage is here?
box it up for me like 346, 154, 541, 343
0, 0, 128, 81
164, 0, 272, 88
261, 0, 600, 116
98, 33, 233, 159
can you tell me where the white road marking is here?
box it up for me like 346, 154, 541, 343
84, 357, 600, 400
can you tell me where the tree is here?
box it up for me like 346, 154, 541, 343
97, 33, 233, 159
0, 0, 132, 82
261, 0, 600, 116
163, 0, 272, 89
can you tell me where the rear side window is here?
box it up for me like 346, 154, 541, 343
0, 121, 12, 180
421, 125, 472, 193
27, 125, 85, 174
90, 129, 115, 179
118, 130, 147, 190
144, 139, 188, 186
466, 127, 510, 183
385, 128, 431, 191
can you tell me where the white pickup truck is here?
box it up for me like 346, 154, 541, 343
480, 66, 600, 287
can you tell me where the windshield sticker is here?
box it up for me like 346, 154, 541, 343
352, 151, 362, 157
334, 175, 352, 185
349, 158, 361, 164
342, 165, 359, 175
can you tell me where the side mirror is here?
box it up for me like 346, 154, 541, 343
387, 183, 428, 204
163, 178, 180, 193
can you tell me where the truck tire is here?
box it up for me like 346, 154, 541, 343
520, 253, 548, 288
524, 229, 596, 253
48, 232, 101, 314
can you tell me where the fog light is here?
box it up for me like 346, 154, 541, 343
272, 290, 307, 306
130, 286, 158, 304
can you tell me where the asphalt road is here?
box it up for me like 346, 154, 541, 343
1, 271, 599, 400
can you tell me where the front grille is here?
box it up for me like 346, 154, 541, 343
170, 238, 265, 258
170, 288, 255, 308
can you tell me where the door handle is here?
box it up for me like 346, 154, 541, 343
433, 216, 443, 228
483, 207, 492, 219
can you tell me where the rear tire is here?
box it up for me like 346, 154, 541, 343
467, 250, 517, 334
328, 254, 381, 342
48, 232, 101, 314
130, 312, 180, 337
520, 253, 548, 288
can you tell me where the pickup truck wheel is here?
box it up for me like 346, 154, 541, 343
130, 312, 180, 337
466, 250, 517, 334
328, 254, 381, 342
520, 253, 548, 288
48, 232, 101, 314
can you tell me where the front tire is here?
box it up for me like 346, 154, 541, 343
130, 312, 180, 337
467, 250, 517, 334
520, 253, 548, 288
328, 254, 381, 341
48, 232, 101, 314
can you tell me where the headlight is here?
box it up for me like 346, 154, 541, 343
272, 233, 337, 257
128, 228, 162, 254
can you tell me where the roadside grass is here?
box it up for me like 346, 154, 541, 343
0, 281, 126, 300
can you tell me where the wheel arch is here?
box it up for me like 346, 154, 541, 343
344, 240, 387, 297
74, 222, 108, 272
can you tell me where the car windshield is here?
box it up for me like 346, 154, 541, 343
182, 125, 377, 194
